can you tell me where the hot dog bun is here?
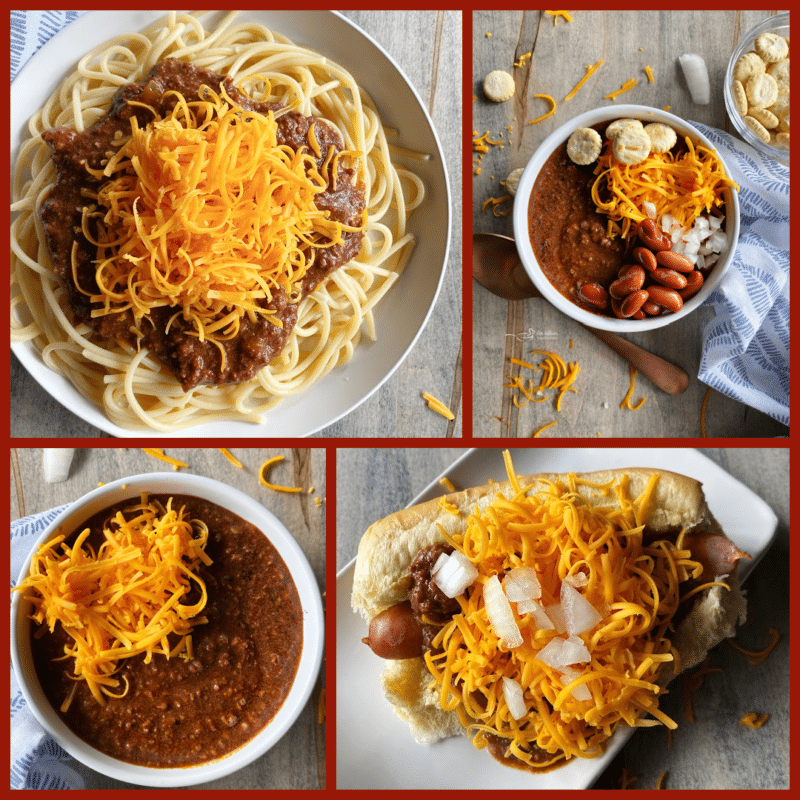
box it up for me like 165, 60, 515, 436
352, 467, 748, 749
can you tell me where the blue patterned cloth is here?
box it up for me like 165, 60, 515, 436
690, 122, 789, 427
11, 505, 85, 790
10, 11, 88, 82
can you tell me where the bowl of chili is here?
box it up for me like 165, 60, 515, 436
11, 473, 324, 787
512, 105, 740, 332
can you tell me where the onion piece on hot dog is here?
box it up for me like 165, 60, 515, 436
352, 456, 750, 771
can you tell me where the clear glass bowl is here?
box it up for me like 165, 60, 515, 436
724, 12, 790, 165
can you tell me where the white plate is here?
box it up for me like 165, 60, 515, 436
10, 10, 450, 438
336, 448, 778, 789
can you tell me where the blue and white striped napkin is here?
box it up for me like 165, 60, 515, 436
690, 122, 789, 427
10, 11, 87, 82
10, 505, 85, 790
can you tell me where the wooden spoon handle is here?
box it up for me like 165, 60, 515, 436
582, 325, 689, 395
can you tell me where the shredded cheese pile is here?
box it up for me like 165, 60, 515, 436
14, 496, 211, 710
423, 391, 456, 420
80, 84, 363, 367
425, 465, 718, 767
505, 350, 580, 412
591, 136, 739, 239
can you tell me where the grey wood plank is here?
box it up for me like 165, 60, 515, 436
472, 10, 788, 438
10, 447, 326, 789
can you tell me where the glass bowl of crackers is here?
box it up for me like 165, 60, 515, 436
724, 12, 789, 165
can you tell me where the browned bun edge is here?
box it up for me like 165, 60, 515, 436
352, 467, 717, 620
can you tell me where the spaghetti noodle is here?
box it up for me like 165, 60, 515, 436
11, 11, 424, 430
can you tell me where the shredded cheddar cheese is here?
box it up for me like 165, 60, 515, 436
645, 65, 655, 83
80, 84, 364, 369
531, 420, 558, 437
217, 448, 243, 468
727, 627, 781, 665
423, 392, 456, 420
438, 496, 461, 515
481, 195, 513, 216
259, 455, 303, 493
142, 448, 189, 470
528, 94, 557, 124
12, 495, 211, 709
439, 477, 456, 492
424, 460, 711, 767
591, 136, 738, 239
605, 78, 639, 100
655, 771, 668, 789
564, 58, 604, 101
506, 350, 580, 412
739, 712, 769, 729
620, 366, 647, 411
545, 10, 573, 25
619, 768, 640, 789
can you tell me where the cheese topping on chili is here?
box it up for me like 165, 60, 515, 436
14, 495, 212, 710
79, 84, 364, 368
423, 460, 720, 767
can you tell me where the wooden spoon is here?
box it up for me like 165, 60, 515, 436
472, 232, 689, 395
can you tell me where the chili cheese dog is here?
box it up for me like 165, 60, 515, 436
352, 458, 750, 772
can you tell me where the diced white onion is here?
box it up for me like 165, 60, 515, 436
544, 603, 567, 634
502, 677, 528, 720
43, 448, 75, 483
561, 634, 591, 664
561, 581, 603, 636
518, 598, 555, 630
679, 53, 710, 104
564, 572, 588, 588
432, 551, 478, 598
558, 666, 592, 701
535, 636, 567, 668
484, 574, 523, 648
504, 567, 542, 601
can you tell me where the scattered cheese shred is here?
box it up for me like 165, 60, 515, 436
217, 448, 242, 468
619, 768, 640, 789
425, 459, 706, 767
531, 420, 558, 437
545, 10, 573, 25
591, 136, 738, 239
506, 350, 580, 412
700, 386, 712, 437
422, 392, 455, 420
81, 84, 363, 368
739, 712, 769, 729
605, 78, 639, 100
12, 495, 211, 708
514, 52, 532, 68
438, 496, 461, 515
564, 58, 604, 101
528, 94, 557, 124
142, 448, 189, 470
481, 195, 513, 216
645, 65, 655, 83
682, 658, 722, 723
727, 627, 781, 665
439, 477, 456, 492
655, 771, 668, 789
620, 366, 647, 411
259, 455, 303, 493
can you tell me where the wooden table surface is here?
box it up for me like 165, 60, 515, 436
471, 10, 789, 438
10, 10, 463, 439
336, 447, 789, 790
11, 447, 326, 790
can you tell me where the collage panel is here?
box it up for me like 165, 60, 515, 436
337, 447, 788, 789
10, 448, 326, 789
11, 10, 462, 438
471, 10, 788, 438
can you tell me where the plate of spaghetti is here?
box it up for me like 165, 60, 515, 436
10, 10, 449, 436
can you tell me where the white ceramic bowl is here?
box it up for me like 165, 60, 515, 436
724, 12, 790, 166
10, 474, 324, 787
512, 105, 740, 332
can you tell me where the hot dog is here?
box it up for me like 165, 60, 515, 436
351, 459, 750, 771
